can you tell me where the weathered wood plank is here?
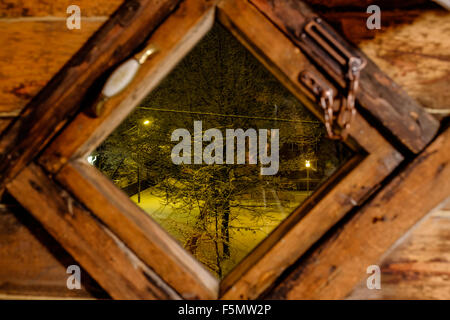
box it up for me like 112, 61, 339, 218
0, 20, 106, 115
304, 0, 429, 9
0, 119, 12, 137
0, 1, 125, 125
267, 126, 450, 300
0, 0, 123, 17
0, 197, 105, 299
319, 10, 428, 44
57, 159, 219, 299
359, 10, 450, 116
348, 201, 450, 300
306, 0, 437, 43
6, 163, 179, 300
249, 0, 440, 154
0, 0, 180, 187
444, 200, 450, 211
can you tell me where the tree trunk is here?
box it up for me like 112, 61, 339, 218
214, 213, 223, 278
221, 200, 231, 258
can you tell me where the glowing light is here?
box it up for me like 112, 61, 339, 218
87, 155, 97, 165
305, 160, 311, 168
143, 119, 151, 125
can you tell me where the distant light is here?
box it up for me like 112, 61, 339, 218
143, 119, 151, 125
305, 160, 311, 168
87, 155, 97, 165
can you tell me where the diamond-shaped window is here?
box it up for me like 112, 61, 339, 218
91, 22, 353, 278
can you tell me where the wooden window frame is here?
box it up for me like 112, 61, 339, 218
2, 0, 439, 300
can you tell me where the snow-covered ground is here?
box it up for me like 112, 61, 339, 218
130, 187, 310, 277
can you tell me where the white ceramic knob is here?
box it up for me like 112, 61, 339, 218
102, 59, 140, 98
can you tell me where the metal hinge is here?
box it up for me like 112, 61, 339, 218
298, 17, 367, 140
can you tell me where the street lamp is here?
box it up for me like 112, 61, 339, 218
137, 119, 150, 203
87, 155, 97, 165
305, 160, 311, 192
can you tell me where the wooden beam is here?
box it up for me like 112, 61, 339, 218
0, 0, 180, 187
267, 126, 450, 299
0, 1, 124, 136
0, 198, 105, 299
6, 163, 180, 300
358, 10, 450, 118
0, 0, 123, 17
0, 19, 106, 116
303, 0, 430, 9
249, 0, 439, 154
0, 119, 12, 141
319, 10, 429, 44
57, 160, 219, 299
348, 202, 450, 299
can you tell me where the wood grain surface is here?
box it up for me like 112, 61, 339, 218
267, 126, 450, 299
0, 196, 106, 299
348, 200, 450, 300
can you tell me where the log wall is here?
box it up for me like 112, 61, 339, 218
0, 195, 106, 299
0, 0, 122, 299
348, 200, 450, 300
0, 0, 123, 153
0, 0, 449, 299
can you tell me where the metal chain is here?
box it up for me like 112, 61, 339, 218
318, 88, 339, 140
318, 57, 364, 140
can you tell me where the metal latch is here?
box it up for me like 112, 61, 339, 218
298, 17, 367, 140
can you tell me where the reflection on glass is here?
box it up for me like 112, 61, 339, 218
92, 23, 353, 278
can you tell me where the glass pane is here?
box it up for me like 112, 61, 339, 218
91, 23, 353, 278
